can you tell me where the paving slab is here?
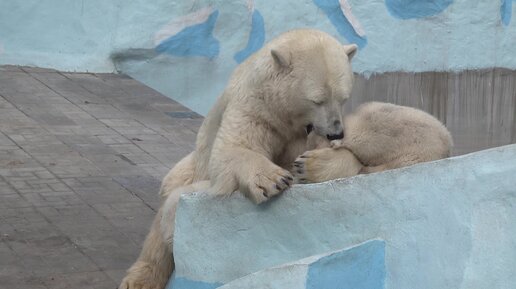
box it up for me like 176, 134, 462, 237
0, 66, 200, 289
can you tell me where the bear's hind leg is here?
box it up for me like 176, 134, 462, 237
293, 147, 363, 183
119, 207, 172, 289
119, 153, 198, 289
159, 152, 196, 199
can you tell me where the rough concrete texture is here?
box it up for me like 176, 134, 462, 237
170, 144, 516, 289
0, 66, 201, 289
218, 240, 385, 289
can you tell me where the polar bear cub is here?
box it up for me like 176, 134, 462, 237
294, 102, 453, 183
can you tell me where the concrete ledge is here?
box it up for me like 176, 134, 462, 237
168, 144, 516, 288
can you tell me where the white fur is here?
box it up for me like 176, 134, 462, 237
293, 102, 453, 183
118, 29, 357, 289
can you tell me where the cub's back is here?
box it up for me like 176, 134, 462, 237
344, 102, 452, 165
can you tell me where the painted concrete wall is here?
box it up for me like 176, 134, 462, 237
113, 0, 516, 115
218, 240, 385, 289
167, 144, 516, 288
3, 1, 516, 73
1, 0, 228, 72
2, 1, 516, 110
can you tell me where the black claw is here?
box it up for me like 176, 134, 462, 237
263, 191, 268, 197
299, 155, 307, 158
294, 161, 302, 165
286, 176, 293, 181
282, 178, 290, 186
297, 169, 303, 174
275, 184, 281, 191
300, 178, 306, 182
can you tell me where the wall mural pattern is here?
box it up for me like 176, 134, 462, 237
234, 9, 265, 63
1, 1, 515, 115
155, 8, 220, 58
384, 0, 453, 19
501, 0, 515, 25
149, 0, 514, 64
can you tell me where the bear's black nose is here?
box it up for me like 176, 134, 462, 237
305, 124, 314, 134
327, 131, 344, 140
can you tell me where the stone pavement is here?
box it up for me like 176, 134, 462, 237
0, 66, 202, 289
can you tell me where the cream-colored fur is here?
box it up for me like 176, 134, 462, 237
119, 29, 358, 289
160, 181, 211, 245
293, 102, 453, 183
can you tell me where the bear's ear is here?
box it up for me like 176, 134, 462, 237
271, 49, 291, 68
343, 44, 358, 60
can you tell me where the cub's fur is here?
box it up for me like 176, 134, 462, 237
294, 102, 453, 183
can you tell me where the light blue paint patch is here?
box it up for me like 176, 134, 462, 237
501, 0, 513, 26
234, 10, 265, 63
312, 0, 367, 48
166, 277, 222, 289
385, 0, 453, 20
306, 240, 385, 289
155, 10, 220, 58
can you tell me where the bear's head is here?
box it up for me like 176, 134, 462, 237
267, 29, 357, 141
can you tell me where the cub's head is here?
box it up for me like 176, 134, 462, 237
268, 29, 357, 140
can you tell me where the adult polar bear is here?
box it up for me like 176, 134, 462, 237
119, 29, 358, 289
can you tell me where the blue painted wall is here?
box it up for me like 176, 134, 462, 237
501, 0, 515, 26
233, 10, 265, 63
169, 277, 222, 289
156, 10, 220, 59
215, 240, 386, 289
385, 0, 453, 19
1, 0, 516, 114
312, 0, 367, 48
305, 240, 385, 289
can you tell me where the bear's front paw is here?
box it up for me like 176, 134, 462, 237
247, 167, 293, 204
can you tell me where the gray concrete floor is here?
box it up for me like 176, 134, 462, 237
0, 66, 202, 289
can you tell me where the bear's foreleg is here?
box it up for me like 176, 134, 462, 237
293, 147, 363, 183
210, 147, 294, 204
